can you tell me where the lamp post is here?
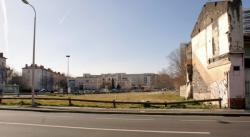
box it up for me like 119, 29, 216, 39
66, 55, 70, 94
22, 0, 36, 107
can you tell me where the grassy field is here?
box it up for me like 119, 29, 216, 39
0, 91, 217, 109
67, 91, 184, 102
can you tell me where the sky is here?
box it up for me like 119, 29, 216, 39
0, 0, 250, 76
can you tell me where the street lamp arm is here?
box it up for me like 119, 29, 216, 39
22, 0, 36, 17
28, 4, 36, 18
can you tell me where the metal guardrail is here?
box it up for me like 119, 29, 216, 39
0, 97, 222, 108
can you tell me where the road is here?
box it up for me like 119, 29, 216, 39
0, 110, 249, 137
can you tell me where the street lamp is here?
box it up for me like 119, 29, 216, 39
22, 0, 36, 107
66, 55, 70, 94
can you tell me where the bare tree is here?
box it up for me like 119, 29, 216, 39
166, 48, 186, 88
7, 68, 21, 85
154, 69, 175, 90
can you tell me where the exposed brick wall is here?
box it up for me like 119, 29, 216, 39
192, 66, 210, 99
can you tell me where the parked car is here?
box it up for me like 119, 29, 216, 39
39, 89, 49, 93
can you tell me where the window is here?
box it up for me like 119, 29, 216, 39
233, 66, 240, 71
212, 38, 216, 55
245, 58, 250, 68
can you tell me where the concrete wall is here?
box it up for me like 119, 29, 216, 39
180, 85, 187, 98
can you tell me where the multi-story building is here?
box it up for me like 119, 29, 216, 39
126, 73, 157, 90
75, 74, 102, 90
244, 9, 250, 34
22, 64, 66, 91
183, 0, 245, 108
0, 53, 7, 87
74, 73, 157, 91
52, 72, 66, 91
243, 9, 250, 108
245, 34, 250, 109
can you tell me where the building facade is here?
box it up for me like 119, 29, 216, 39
244, 9, 250, 34
0, 53, 7, 89
183, 0, 245, 108
74, 73, 157, 91
22, 64, 66, 91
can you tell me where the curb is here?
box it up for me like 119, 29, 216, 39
1, 107, 250, 116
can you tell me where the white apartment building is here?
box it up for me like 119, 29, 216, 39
74, 73, 157, 91
75, 74, 102, 90
22, 64, 66, 91
0, 53, 7, 86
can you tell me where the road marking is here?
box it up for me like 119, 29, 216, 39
181, 120, 250, 123
37, 115, 73, 118
0, 121, 210, 135
96, 117, 154, 121
181, 120, 216, 122
0, 113, 72, 118
227, 121, 250, 123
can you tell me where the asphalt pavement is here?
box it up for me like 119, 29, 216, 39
0, 110, 249, 137
1, 105, 250, 116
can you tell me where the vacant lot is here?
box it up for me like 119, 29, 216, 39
1, 91, 215, 108
67, 91, 183, 102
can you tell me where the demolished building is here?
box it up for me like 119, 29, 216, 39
184, 0, 246, 108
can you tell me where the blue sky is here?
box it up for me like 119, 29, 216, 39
0, 0, 250, 76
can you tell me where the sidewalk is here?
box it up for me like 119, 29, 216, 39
0, 105, 250, 116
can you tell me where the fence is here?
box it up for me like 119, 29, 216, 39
0, 97, 223, 108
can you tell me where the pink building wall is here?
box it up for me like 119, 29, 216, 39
228, 54, 245, 108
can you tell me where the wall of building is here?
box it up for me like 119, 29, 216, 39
191, 13, 231, 104
22, 65, 66, 91
228, 54, 245, 108
74, 73, 157, 91
227, 0, 245, 108
0, 53, 7, 86
244, 9, 250, 34
189, 0, 245, 108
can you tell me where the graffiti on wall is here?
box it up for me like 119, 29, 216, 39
209, 79, 228, 106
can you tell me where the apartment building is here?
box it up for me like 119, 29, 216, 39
22, 64, 66, 91
74, 73, 157, 91
0, 53, 7, 87
75, 74, 102, 90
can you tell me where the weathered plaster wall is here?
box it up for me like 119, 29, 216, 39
228, 54, 245, 108
228, 0, 244, 53
190, 0, 245, 108
227, 0, 245, 108
229, 54, 245, 98
218, 13, 230, 55
180, 85, 187, 98
173, 0, 245, 108
191, 12, 233, 107
246, 69, 250, 109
